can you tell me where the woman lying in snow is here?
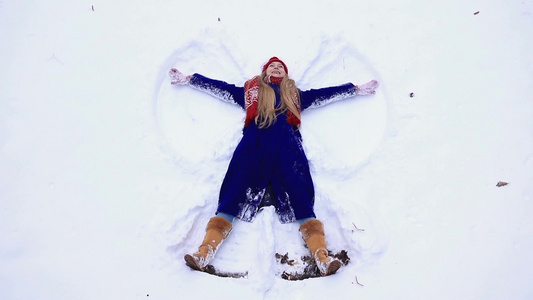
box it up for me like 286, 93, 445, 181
169, 57, 379, 276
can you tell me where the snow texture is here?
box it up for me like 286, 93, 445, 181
1, 1, 533, 300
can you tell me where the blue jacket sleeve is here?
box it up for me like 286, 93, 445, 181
299, 83, 358, 111
188, 73, 245, 110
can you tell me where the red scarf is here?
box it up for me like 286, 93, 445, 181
244, 76, 301, 128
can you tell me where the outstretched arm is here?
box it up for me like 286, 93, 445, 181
300, 80, 379, 111
169, 68, 245, 109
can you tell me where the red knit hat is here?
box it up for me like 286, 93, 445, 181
262, 57, 288, 74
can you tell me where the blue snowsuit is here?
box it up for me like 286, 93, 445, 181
189, 74, 358, 223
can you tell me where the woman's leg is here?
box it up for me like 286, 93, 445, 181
298, 217, 315, 225
299, 219, 342, 276
216, 212, 235, 223
184, 215, 233, 271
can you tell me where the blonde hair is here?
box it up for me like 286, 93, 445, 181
256, 72, 301, 129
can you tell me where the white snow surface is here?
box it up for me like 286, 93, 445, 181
1, 0, 533, 299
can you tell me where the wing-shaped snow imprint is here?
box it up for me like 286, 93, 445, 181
153, 39, 245, 169
299, 36, 388, 176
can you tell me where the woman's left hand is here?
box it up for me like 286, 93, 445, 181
355, 80, 379, 95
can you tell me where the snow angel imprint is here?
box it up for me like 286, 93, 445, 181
169, 56, 379, 276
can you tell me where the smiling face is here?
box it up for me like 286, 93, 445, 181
265, 61, 287, 78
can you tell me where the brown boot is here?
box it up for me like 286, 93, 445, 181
184, 216, 233, 271
299, 219, 342, 276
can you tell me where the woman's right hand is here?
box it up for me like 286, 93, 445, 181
169, 68, 191, 85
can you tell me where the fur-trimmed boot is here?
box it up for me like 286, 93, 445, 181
299, 219, 342, 276
184, 216, 233, 271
